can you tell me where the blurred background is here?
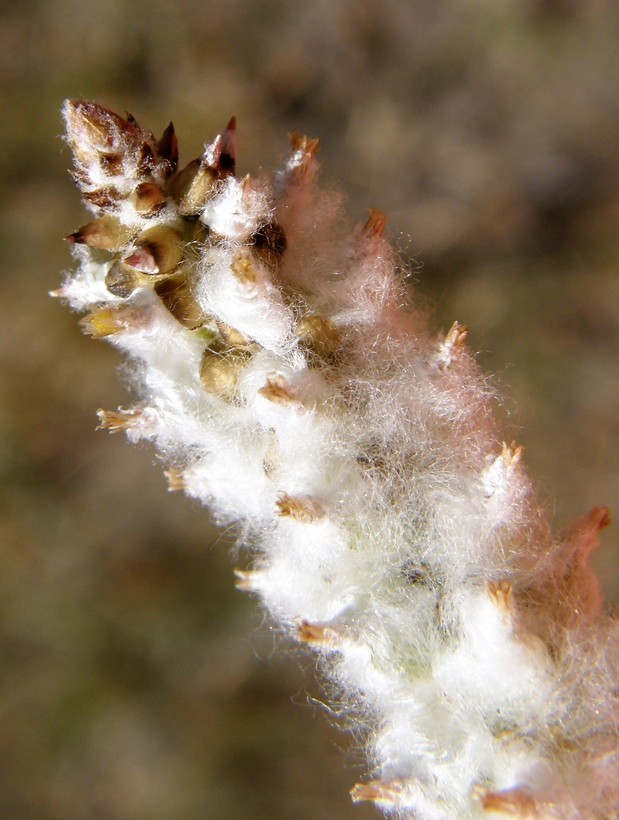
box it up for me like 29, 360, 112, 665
1, 0, 619, 817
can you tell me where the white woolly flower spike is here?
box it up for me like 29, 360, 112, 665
58, 100, 618, 819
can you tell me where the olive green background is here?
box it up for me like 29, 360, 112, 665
1, 1, 618, 817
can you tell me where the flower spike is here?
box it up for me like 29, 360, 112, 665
59, 102, 618, 819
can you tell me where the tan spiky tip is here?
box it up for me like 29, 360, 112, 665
434, 320, 469, 371
295, 619, 342, 648
96, 406, 143, 433
476, 785, 539, 817
487, 579, 514, 617
276, 492, 325, 522
164, 468, 187, 492
350, 780, 405, 806
362, 209, 388, 238
445, 320, 469, 350
288, 130, 320, 157
233, 568, 263, 592
286, 130, 320, 183
501, 441, 525, 467
258, 373, 298, 405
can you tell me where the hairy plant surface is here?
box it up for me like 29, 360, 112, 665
58, 100, 618, 818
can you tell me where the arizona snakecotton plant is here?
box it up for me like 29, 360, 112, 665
57, 100, 618, 819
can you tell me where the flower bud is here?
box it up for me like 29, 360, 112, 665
297, 315, 342, 361
130, 182, 167, 215
200, 348, 250, 401
171, 158, 218, 217
154, 271, 206, 329
66, 215, 135, 251
124, 225, 184, 275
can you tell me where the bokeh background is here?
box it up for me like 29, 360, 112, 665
2, 1, 619, 817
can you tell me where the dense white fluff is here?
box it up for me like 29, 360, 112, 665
57, 245, 117, 308
200, 177, 269, 240
60, 101, 618, 819
182, 438, 273, 522
261, 525, 359, 622
195, 253, 295, 353
434, 587, 555, 724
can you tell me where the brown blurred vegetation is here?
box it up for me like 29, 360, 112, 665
1, 0, 618, 817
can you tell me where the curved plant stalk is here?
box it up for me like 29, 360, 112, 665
57, 101, 618, 819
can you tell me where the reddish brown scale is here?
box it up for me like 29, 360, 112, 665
130, 182, 166, 215
157, 122, 178, 173
98, 153, 124, 176
82, 186, 122, 209
251, 221, 287, 270
124, 225, 184, 275
136, 141, 156, 177
214, 116, 237, 175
